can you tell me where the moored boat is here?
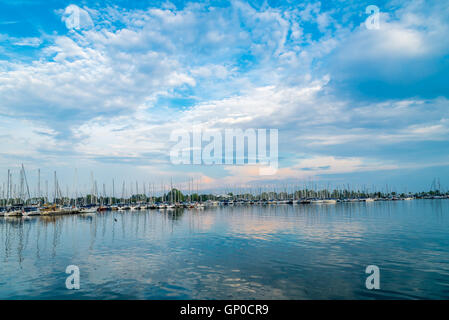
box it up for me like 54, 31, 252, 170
40, 205, 64, 215
79, 205, 98, 214
22, 206, 41, 216
5, 208, 22, 217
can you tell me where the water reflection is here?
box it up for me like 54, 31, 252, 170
0, 200, 449, 299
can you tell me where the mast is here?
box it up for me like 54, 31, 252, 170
90, 172, 94, 205
38, 169, 41, 203
20, 166, 24, 203
21, 164, 31, 204
54, 171, 57, 204
6, 169, 10, 206
112, 179, 115, 204
102, 183, 106, 206
170, 178, 173, 204
74, 168, 78, 207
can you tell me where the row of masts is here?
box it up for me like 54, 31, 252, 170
0, 167, 204, 206
1, 166, 446, 206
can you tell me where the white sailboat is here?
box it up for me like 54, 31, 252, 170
80, 206, 98, 214
22, 206, 40, 216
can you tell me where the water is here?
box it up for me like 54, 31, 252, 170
1, 200, 449, 299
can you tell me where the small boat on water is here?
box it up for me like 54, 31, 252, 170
61, 206, 79, 214
39, 204, 61, 215
79, 205, 98, 214
22, 206, 41, 216
4, 208, 22, 217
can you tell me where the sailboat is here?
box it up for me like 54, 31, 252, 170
79, 205, 98, 214
5, 206, 22, 217
22, 205, 40, 216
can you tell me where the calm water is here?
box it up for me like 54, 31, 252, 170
1, 200, 449, 299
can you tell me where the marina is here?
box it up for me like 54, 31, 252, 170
1, 186, 447, 217
1, 165, 447, 300
0, 0, 447, 305
1, 165, 447, 218
1, 199, 449, 299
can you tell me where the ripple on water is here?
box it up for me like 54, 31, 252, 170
1, 200, 449, 299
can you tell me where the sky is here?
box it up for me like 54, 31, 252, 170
0, 0, 448, 195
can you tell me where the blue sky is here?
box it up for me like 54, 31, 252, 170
0, 0, 448, 195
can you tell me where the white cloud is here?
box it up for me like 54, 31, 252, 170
12, 37, 43, 47
1, 0, 448, 189
330, 1, 449, 85
0, 116, 61, 163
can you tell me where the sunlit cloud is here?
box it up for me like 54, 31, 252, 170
0, 0, 448, 190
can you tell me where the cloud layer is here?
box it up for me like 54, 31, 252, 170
0, 0, 448, 192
